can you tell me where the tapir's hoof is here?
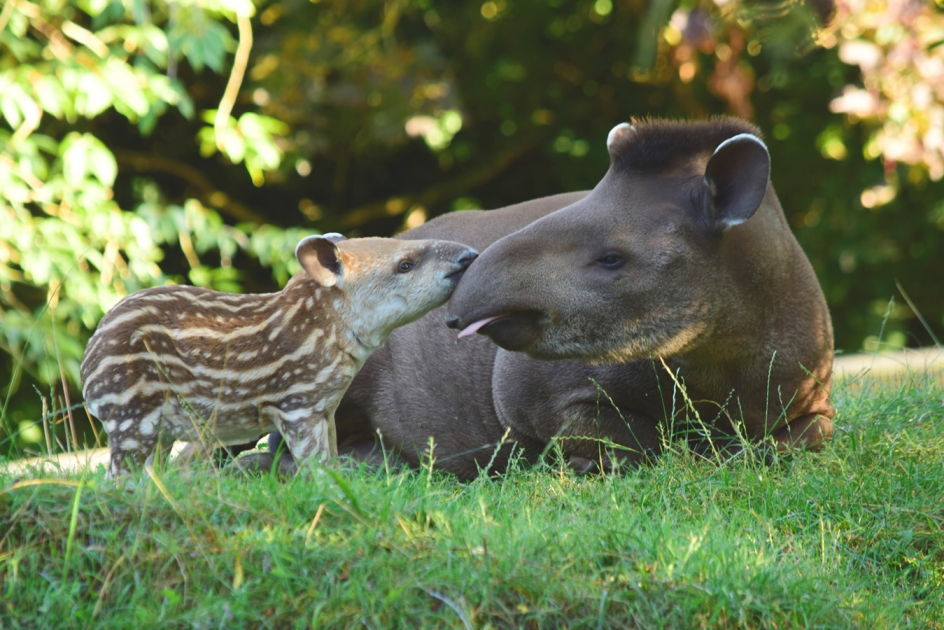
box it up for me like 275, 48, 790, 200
567, 456, 601, 475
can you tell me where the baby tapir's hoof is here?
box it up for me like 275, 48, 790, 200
227, 450, 298, 478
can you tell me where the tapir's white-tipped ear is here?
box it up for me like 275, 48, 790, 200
606, 122, 636, 155
296, 235, 342, 287
704, 133, 770, 232
321, 232, 346, 244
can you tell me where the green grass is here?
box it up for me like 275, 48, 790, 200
1, 377, 942, 628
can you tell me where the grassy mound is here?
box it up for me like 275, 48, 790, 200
2, 377, 942, 628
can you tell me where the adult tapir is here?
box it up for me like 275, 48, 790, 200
299, 117, 835, 479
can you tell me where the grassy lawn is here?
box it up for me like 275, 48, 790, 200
1, 374, 942, 628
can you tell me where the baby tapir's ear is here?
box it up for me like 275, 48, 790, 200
296, 235, 343, 287
703, 133, 770, 232
321, 232, 347, 244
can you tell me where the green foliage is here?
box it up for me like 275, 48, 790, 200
198, 110, 289, 185
0, 0, 301, 451
1, 379, 942, 626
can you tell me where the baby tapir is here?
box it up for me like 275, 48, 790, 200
80, 234, 477, 478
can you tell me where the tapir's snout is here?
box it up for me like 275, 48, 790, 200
444, 236, 549, 352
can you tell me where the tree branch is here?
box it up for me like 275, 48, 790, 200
114, 150, 268, 224
339, 135, 543, 229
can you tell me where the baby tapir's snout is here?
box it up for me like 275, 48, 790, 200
450, 249, 478, 277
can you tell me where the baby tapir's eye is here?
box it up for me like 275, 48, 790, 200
397, 259, 416, 273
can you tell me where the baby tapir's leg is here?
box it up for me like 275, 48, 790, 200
271, 407, 337, 474
106, 420, 168, 478
228, 408, 336, 476
103, 403, 170, 478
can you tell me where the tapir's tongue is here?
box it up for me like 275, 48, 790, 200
457, 315, 504, 339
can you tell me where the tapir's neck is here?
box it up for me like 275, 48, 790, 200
692, 200, 798, 360
670, 207, 833, 423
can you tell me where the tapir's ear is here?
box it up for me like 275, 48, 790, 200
321, 232, 347, 244
703, 133, 770, 232
296, 236, 342, 287
606, 122, 637, 160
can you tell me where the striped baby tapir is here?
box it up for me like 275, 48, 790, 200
81, 234, 478, 478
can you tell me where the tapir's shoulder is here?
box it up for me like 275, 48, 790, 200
400, 192, 589, 250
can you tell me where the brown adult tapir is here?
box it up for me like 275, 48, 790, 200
300, 117, 835, 479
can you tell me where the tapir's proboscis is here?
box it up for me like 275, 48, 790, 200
304, 117, 836, 479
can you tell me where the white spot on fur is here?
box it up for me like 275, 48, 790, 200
120, 437, 139, 449
280, 408, 310, 423
139, 408, 161, 436
607, 122, 635, 151
313, 354, 343, 385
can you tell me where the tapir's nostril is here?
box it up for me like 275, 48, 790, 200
457, 250, 478, 269
445, 314, 462, 329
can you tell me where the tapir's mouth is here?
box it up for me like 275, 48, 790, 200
455, 315, 501, 338
447, 310, 544, 351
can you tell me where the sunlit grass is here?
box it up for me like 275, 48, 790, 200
1, 374, 941, 627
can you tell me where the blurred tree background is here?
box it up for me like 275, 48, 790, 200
1, 0, 942, 456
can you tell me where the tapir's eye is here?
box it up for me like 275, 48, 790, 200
596, 253, 624, 269
397, 259, 416, 273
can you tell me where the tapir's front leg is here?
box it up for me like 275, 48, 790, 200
769, 413, 834, 451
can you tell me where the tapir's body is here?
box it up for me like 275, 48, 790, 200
334, 118, 834, 480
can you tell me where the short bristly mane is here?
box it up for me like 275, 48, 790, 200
612, 117, 763, 172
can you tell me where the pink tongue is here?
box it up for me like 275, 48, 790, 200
457, 315, 504, 339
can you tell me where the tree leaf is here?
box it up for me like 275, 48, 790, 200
86, 136, 118, 187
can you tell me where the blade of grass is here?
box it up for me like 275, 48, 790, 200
896, 280, 941, 347
50, 310, 80, 453
63, 475, 86, 580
